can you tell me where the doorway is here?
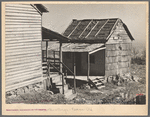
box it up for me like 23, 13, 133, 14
75, 53, 81, 75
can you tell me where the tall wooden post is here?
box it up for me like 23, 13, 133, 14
59, 42, 62, 73
59, 41, 64, 94
43, 41, 49, 90
87, 53, 90, 81
73, 52, 76, 93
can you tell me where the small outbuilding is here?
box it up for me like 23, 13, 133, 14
61, 18, 134, 79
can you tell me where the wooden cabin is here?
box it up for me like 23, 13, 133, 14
5, 4, 48, 92
61, 18, 134, 79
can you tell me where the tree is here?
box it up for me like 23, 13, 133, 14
131, 47, 139, 59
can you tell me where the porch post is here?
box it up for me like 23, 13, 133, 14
87, 53, 90, 81
59, 41, 62, 73
73, 52, 76, 93
59, 41, 64, 94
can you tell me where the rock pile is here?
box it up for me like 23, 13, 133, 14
6, 82, 44, 99
106, 73, 141, 86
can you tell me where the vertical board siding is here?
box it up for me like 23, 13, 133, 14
105, 21, 132, 77
5, 4, 43, 92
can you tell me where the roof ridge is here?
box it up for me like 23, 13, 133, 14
73, 18, 119, 21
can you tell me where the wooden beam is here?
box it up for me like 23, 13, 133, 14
89, 47, 106, 54
87, 53, 90, 81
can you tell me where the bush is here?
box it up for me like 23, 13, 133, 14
131, 57, 145, 65
131, 47, 146, 65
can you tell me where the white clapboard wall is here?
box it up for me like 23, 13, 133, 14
5, 4, 43, 92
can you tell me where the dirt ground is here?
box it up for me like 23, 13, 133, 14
6, 64, 146, 104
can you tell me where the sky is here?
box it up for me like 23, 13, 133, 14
42, 3, 147, 49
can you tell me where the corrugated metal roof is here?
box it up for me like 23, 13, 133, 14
63, 18, 134, 41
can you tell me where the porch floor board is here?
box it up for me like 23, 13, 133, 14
66, 75, 105, 81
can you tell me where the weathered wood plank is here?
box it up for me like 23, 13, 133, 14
6, 69, 42, 80
5, 65, 41, 75
6, 4, 34, 8
5, 9, 38, 14
5, 61, 41, 70
5, 24, 41, 28
5, 30, 41, 35
5, 50, 41, 57
6, 57, 41, 66
5, 46, 41, 53
5, 28, 41, 32
5, 37, 41, 41
5, 22, 41, 25
5, 53, 41, 62
6, 77, 44, 92
6, 16, 41, 20
6, 43, 41, 48
5, 5, 36, 11
6, 73, 42, 86
6, 40, 41, 45
5, 52, 41, 60
5, 11, 40, 16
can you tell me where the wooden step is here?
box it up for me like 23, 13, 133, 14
43, 70, 47, 74
42, 66, 47, 70
89, 76, 105, 89
92, 78, 105, 82
42, 62, 47, 66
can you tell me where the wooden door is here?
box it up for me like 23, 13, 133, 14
75, 53, 81, 75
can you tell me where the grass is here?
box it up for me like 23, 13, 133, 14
6, 64, 146, 104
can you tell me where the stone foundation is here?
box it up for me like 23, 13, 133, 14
6, 82, 44, 98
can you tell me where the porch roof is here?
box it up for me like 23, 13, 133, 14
42, 41, 105, 53
61, 43, 105, 52
42, 27, 71, 42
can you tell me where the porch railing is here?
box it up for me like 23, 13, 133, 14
45, 60, 76, 94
